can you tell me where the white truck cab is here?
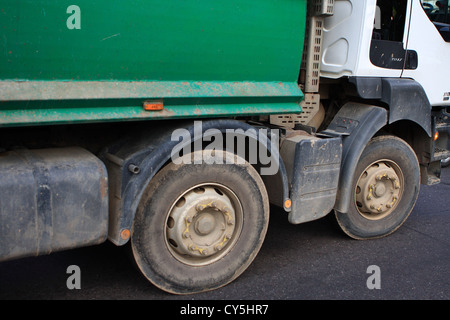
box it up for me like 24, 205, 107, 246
321, 0, 450, 107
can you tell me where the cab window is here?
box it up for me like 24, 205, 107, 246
371, 0, 410, 69
421, 0, 450, 42
373, 0, 408, 42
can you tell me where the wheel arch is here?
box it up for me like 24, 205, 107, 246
102, 119, 289, 245
327, 108, 431, 214
349, 77, 432, 138
327, 77, 433, 214
322, 102, 389, 214
380, 119, 431, 163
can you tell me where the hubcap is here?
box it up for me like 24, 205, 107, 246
165, 184, 242, 266
355, 160, 404, 220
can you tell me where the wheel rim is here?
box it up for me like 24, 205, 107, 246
355, 160, 404, 220
165, 183, 243, 266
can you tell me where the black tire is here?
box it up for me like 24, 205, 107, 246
442, 157, 450, 168
131, 150, 269, 294
335, 135, 420, 240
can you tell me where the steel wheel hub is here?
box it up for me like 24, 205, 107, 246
165, 184, 242, 266
355, 160, 403, 220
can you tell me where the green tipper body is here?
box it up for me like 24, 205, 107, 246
0, 0, 306, 127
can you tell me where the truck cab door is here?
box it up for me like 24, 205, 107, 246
401, 0, 450, 106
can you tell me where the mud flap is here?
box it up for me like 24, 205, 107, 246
281, 133, 342, 224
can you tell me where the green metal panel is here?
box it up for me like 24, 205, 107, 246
0, 0, 307, 127
0, 81, 302, 126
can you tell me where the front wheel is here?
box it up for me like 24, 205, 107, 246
131, 150, 269, 294
335, 135, 420, 239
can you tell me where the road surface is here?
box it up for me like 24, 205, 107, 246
0, 168, 449, 301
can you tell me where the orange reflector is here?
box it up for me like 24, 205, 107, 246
120, 229, 131, 240
434, 131, 439, 141
143, 100, 164, 111
284, 199, 292, 209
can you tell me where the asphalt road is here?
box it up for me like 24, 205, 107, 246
0, 168, 449, 301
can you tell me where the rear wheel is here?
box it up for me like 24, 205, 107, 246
335, 135, 420, 239
131, 150, 269, 294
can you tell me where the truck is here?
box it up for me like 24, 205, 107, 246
1, 0, 449, 295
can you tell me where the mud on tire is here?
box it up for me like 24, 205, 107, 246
131, 150, 269, 294
335, 135, 420, 240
